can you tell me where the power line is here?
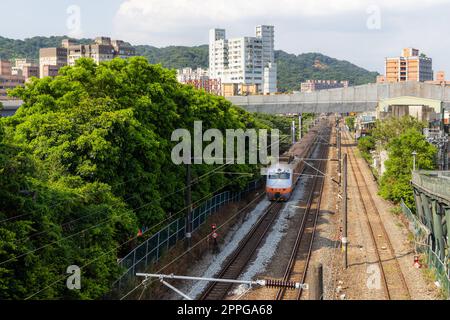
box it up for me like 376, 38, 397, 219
0, 174, 152, 225
120, 192, 267, 300
20, 134, 289, 298
2, 172, 245, 268
23, 177, 250, 299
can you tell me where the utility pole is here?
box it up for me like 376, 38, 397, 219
342, 153, 348, 269
185, 163, 192, 249
292, 120, 296, 144
298, 114, 302, 141
336, 119, 342, 184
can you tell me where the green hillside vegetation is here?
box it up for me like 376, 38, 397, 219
0, 36, 91, 61
0, 36, 378, 92
0, 56, 291, 299
276, 51, 378, 91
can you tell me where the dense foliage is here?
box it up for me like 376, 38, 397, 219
0, 57, 291, 299
0, 36, 378, 92
135, 45, 209, 70
357, 135, 375, 162
379, 128, 436, 208
345, 116, 356, 131
365, 117, 437, 208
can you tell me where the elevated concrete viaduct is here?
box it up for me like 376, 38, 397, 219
226, 82, 450, 114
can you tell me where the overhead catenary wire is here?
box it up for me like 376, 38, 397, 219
120, 128, 319, 300
23, 175, 252, 299
120, 192, 268, 300
22, 133, 290, 299
4, 174, 242, 269
6, 135, 272, 246
0, 173, 155, 225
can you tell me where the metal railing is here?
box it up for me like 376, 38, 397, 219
113, 179, 261, 292
411, 171, 450, 202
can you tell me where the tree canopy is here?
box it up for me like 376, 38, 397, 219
375, 117, 437, 207
0, 57, 290, 299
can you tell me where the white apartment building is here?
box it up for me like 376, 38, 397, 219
209, 25, 277, 94
177, 67, 209, 83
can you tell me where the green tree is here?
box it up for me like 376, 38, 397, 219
379, 128, 436, 207
1, 56, 283, 299
357, 135, 375, 162
345, 116, 355, 131
372, 116, 426, 147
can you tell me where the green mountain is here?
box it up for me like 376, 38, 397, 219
0, 36, 378, 92
0, 36, 92, 61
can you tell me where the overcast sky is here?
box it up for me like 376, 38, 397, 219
1, 0, 449, 75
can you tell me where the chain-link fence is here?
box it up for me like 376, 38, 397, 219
401, 200, 450, 297
113, 179, 261, 292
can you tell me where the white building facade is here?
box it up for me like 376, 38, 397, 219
209, 25, 277, 94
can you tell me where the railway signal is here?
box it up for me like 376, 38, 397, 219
210, 224, 219, 253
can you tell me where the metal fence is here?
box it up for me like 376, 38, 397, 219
400, 200, 450, 297
113, 179, 261, 291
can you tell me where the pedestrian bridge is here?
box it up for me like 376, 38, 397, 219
3, 82, 450, 117
226, 82, 450, 114
0, 100, 23, 117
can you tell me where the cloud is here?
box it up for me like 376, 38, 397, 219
114, 0, 448, 33
113, 0, 450, 74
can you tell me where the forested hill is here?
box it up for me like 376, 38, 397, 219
0, 36, 92, 60
0, 36, 378, 91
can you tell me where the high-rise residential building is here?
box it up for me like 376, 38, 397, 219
67, 37, 135, 66
39, 38, 135, 78
177, 67, 222, 95
12, 59, 39, 81
209, 28, 228, 80
385, 48, 433, 82
0, 60, 12, 76
177, 67, 209, 83
300, 80, 349, 93
39, 47, 68, 78
256, 25, 274, 65
111, 40, 136, 59
209, 25, 277, 95
0, 59, 25, 100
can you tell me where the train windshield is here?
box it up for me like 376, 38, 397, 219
268, 172, 290, 179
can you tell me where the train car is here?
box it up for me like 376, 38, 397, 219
266, 163, 294, 201
266, 121, 323, 201
266, 155, 305, 201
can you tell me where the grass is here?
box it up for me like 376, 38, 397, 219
420, 257, 447, 299
390, 206, 402, 216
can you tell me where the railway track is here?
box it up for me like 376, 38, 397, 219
343, 129, 411, 300
276, 125, 331, 300
200, 200, 283, 300
200, 120, 330, 300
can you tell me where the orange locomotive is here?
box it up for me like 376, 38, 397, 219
266, 121, 320, 201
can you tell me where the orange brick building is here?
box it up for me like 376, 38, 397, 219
384, 48, 433, 82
